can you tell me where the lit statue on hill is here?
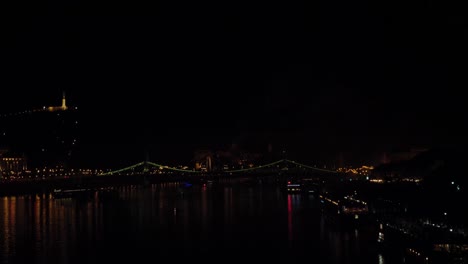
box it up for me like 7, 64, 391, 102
47, 92, 68, 112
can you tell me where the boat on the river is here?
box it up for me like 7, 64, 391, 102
286, 178, 320, 194
319, 192, 370, 226
52, 187, 95, 199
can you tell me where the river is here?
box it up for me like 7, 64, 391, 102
1, 179, 411, 264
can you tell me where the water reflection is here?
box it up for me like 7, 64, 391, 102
1, 181, 394, 264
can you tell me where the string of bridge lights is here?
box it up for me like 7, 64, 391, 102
97, 159, 336, 176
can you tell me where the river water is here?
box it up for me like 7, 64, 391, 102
0, 179, 409, 264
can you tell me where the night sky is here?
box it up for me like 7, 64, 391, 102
2, 0, 468, 167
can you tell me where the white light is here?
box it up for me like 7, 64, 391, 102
452, 181, 455, 185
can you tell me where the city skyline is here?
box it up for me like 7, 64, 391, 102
2, 0, 467, 168
1, 90, 466, 169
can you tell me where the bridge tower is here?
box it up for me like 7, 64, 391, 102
206, 155, 212, 172
143, 149, 149, 173
142, 149, 150, 186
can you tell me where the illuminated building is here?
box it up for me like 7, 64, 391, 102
0, 156, 27, 178
193, 150, 213, 171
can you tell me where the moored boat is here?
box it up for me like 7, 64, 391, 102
52, 187, 95, 199
319, 192, 371, 227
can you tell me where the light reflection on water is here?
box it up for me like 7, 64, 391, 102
1, 181, 399, 264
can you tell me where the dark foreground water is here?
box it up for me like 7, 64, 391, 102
1, 180, 408, 264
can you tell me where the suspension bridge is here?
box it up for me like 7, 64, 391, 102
0, 158, 339, 196
97, 159, 337, 176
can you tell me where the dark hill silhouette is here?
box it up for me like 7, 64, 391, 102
372, 144, 467, 184
372, 145, 468, 226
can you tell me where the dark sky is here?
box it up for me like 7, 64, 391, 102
2, 0, 468, 167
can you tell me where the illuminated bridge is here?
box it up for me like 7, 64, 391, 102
97, 159, 337, 177
45, 158, 336, 190
0, 159, 340, 196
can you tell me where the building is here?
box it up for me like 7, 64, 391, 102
0, 156, 27, 178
